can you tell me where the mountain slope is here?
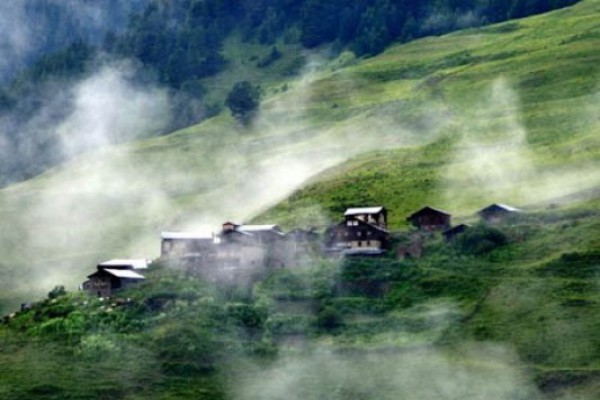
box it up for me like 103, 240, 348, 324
260, 0, 600, 226
0, 0, 598, 312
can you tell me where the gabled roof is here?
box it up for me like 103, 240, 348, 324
442, 224, 470, 235
98, 259, 149, 270
344, 206, 385, 216
161, 231, 214, 240
89, 269, 145, 279
407, 206, 451, 219
478, 203, 522, 213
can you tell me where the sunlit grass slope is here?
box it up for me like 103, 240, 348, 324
0, 0, 599, 312
261, 0, 600, 226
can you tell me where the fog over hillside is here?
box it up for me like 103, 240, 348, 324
442, 78, 600, 209
0, 57, 452, 309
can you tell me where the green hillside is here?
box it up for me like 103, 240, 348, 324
0, 0, 598, 321
1, 210, 598, 399
0, 1, 599, 398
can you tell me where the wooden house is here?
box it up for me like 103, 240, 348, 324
344, 206, 387, 229
83, 269, 145, 297
406, 206, 451, 231
82, 259, 147, 297
477, 203, 522, 224
442, 224, 470, 241
324, 206, 390, 256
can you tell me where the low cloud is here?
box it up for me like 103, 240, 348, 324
442, 78, 600, 211
0, 55, 453, 307
422, 7, 486, 35
57, 62, 170, 157
0, 60, 172, 305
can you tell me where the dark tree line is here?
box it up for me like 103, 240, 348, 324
0, 0, 581, 186
298, 0, 580, 55
7, 0, 581, 95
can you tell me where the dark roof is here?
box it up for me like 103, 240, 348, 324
442, 224, 470, 235
407, 206, 451, 219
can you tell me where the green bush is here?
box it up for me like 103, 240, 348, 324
314, 305, 344, 331
453, 224, 508, 255
47, 285, 66, 299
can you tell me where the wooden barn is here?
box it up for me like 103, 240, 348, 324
82, 259, 147, 297
442, 224, 470, 241
324, 206, 390, 256
407, 206, 451, 231
477, 203, 522, 223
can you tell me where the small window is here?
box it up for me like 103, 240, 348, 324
357, 231, 362, 237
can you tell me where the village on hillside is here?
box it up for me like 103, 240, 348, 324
81, 203, 523, 298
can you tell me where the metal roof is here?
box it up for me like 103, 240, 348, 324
237, 224, 282, 233
344, 207, 385, 216
492, 203, 521, 212
98, 259, 149, 270
161, 231, 214, 240
102, 269, 146, 279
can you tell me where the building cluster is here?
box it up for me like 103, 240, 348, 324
81, 203, 522, 297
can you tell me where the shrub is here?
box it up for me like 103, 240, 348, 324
314, 305, 343, 331
225, 81, 261, 126
47, 285, 66, 299
454, 224, 507, 255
